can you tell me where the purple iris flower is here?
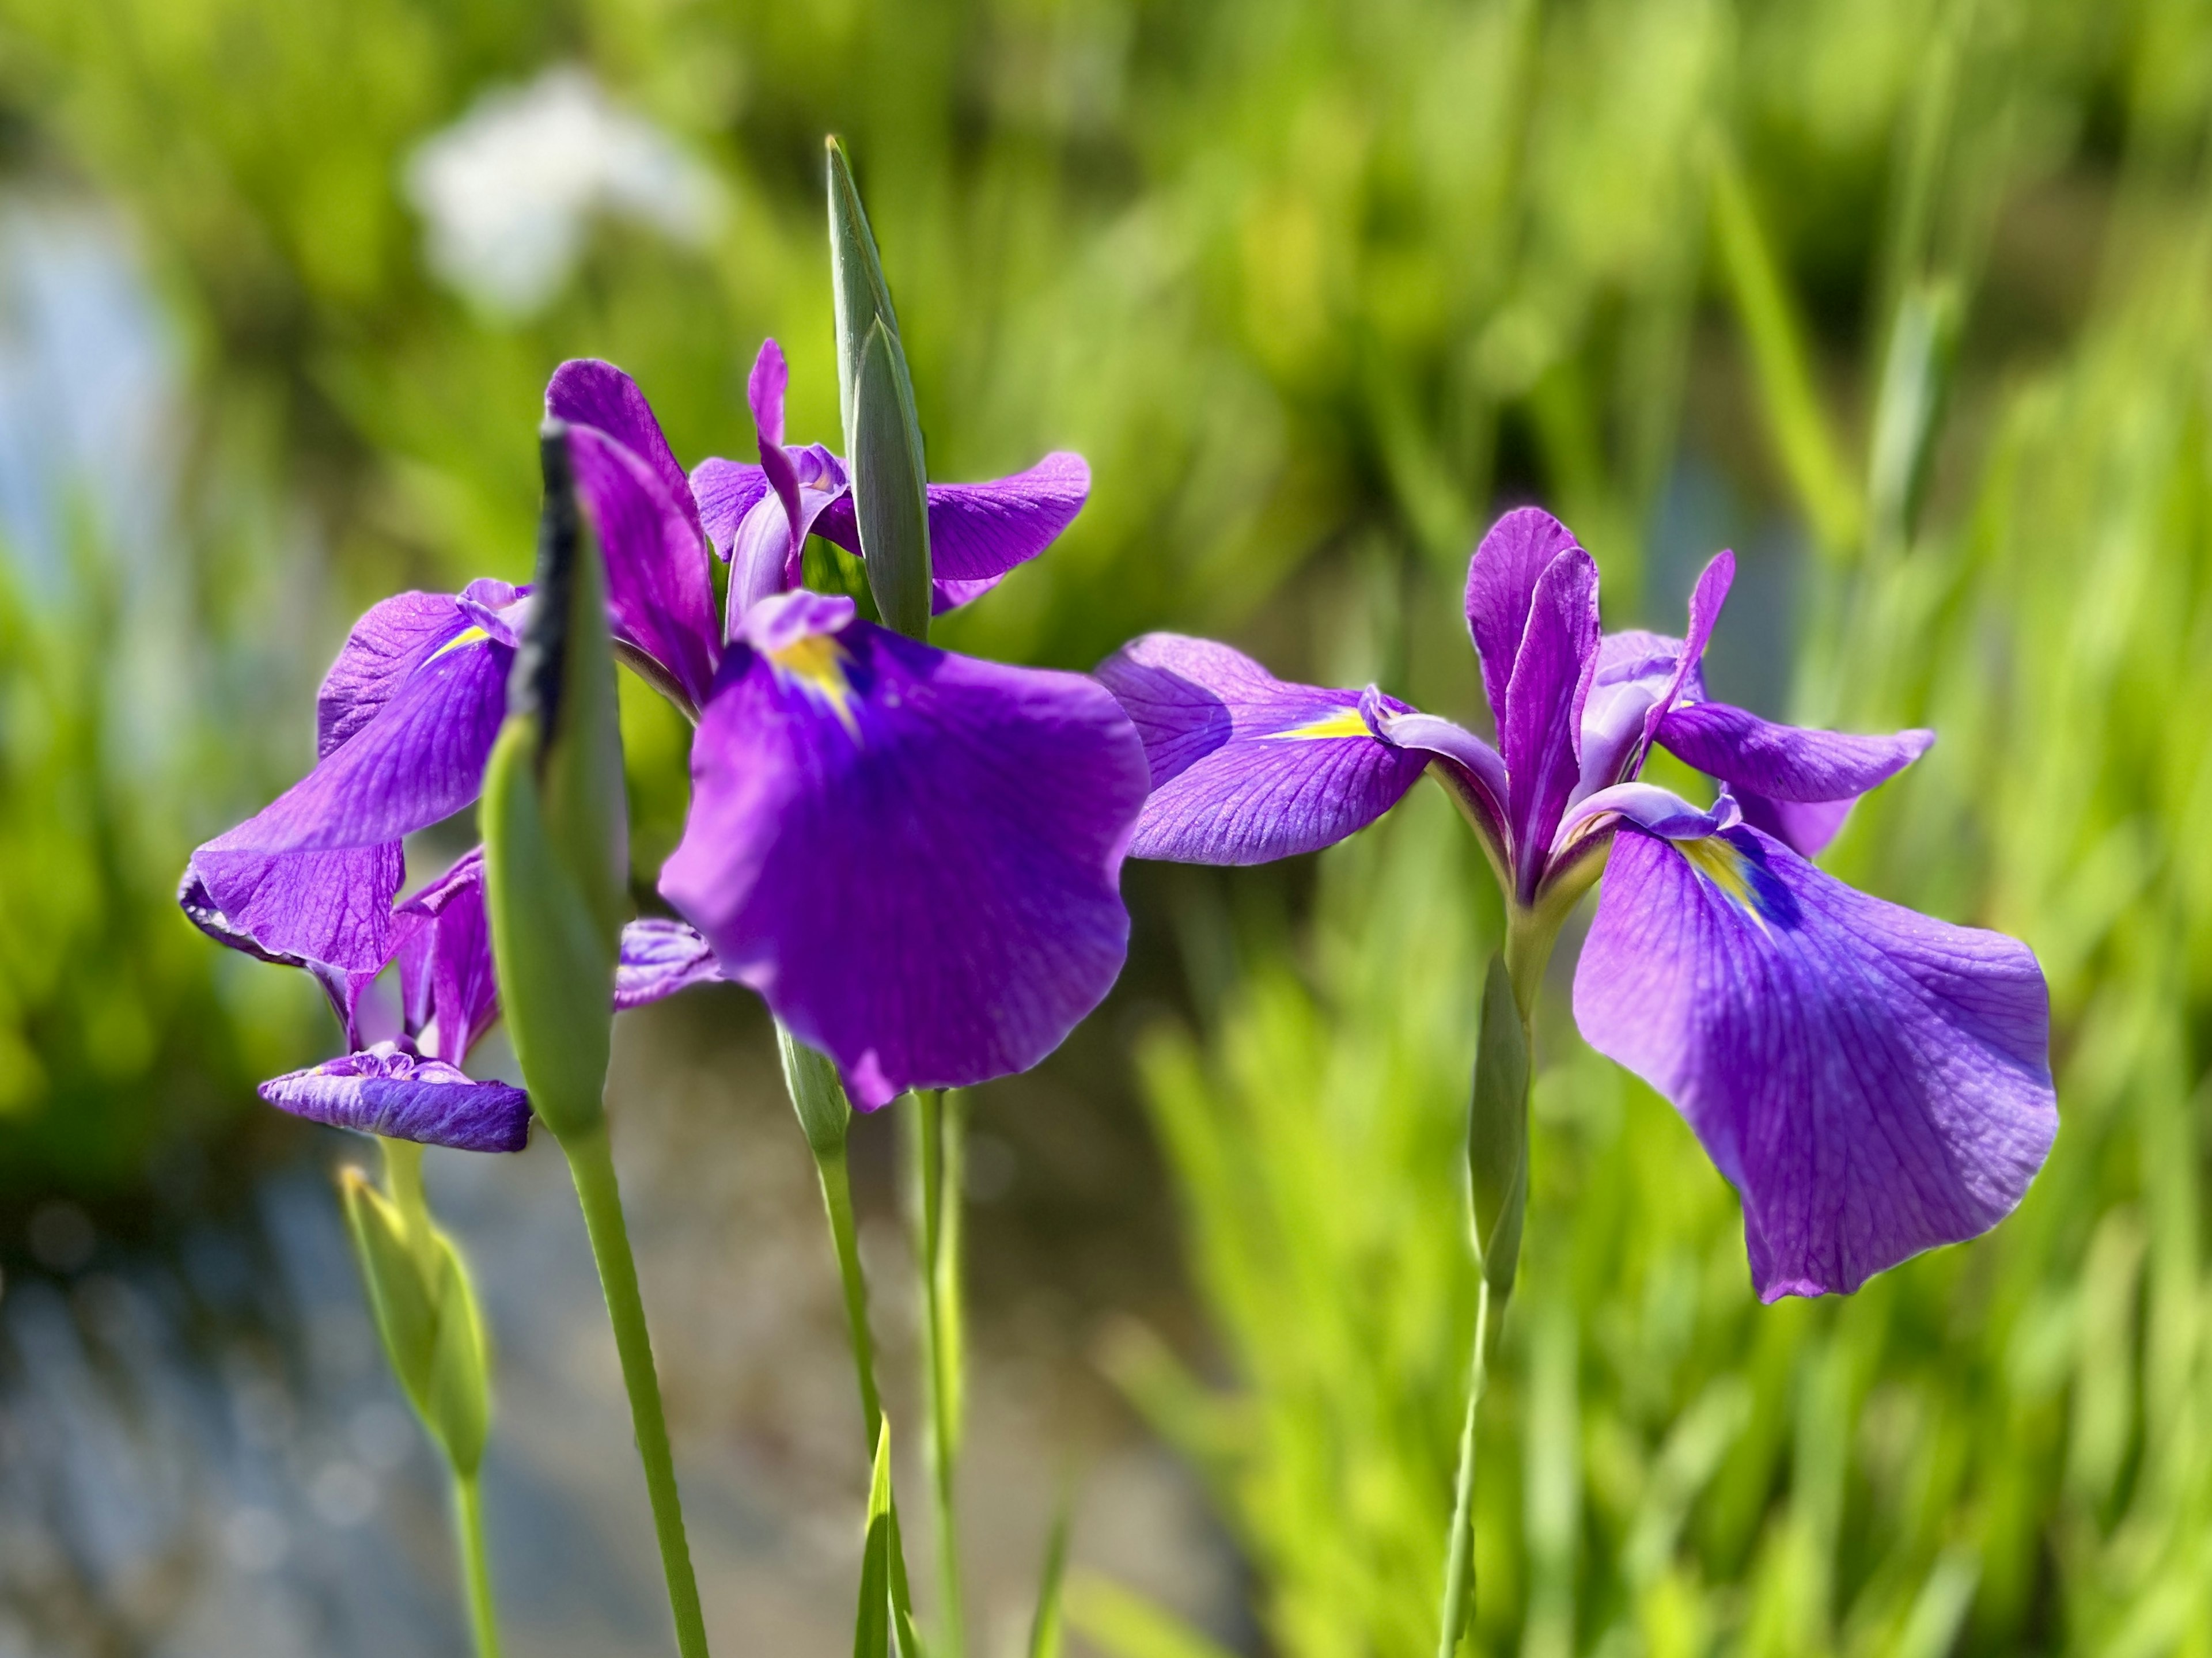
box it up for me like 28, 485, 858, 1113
1098, 507, 2056, 1300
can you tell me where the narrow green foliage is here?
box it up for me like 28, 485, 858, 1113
913, 1088, 967, 1657
855, 1417, 927, 1658
1866, 279, 1961, 551
1027, 1497, 1073, 1658
1467, 951, 1529, 1302
851, 318, 933, 640
1065, 1574, 1241, 1658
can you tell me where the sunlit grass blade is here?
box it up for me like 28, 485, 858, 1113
1025, 1492, 1073, 1658
1065, 1573, 1239, 1658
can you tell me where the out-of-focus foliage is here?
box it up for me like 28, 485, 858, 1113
2, 0, 2210, 1647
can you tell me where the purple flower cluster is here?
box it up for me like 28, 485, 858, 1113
186, 346, 1143, 1140
185, 361, 2054, 1299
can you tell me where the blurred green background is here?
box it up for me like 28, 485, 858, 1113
2, 0, 2209, 1651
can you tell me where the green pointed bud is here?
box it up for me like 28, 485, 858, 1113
827, 136, 900, 434
339, 1168, 493, 1475
1468, 951, 1530, 1302
851, 317, 933, 640
778, 1022, 852, 1159
482, 425, 630, 1141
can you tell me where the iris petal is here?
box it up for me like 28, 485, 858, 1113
1464, 506, 1582, 723
615, 918, 727, 1010
566, 424, 720, 705
259, 1042, 531, 1154
1499, 548, 1601, 896
814, 453, 1092, 614
1658, 700, 1934, 855
1573, 825, 2055, 1300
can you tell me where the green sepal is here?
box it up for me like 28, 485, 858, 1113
778, 1021, 852, 1159
339, 1168, 491, 1475
481, 427, 629, 1141
1468, 951, 1530, 1301
851, 318, 933, 640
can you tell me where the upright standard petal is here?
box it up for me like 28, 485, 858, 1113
748, 337, 789, 450
395, 849, 499, 1064
1499, 548, 1601, 897
1573, 825, 2055, 1300
1095, 633, 1429, 865
1658, 700, 1934, 855
661, 591, 1148, 1109
566, 423, 719, 705
260, 1042, 531, 1153
1464, 507, 1582, 721
1573, 553, 1734, 803
615, 917, 727, 1011
815, 453, 1092, 613
546, 358, 694, 514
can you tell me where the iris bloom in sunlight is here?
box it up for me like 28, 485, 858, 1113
1099, 507, 2056, 1299
185, 352, 1141, 1130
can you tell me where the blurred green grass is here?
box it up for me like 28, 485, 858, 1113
1, 0, 2208, 1648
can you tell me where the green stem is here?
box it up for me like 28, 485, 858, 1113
453, 1470, 503, 1658
1435, 1276, 1494, 1657
915, 1088, 967, 1658
561, 1123, 711, 1658
812, 1140, 885, 1444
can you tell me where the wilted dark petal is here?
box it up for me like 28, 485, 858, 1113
1094, 633, 1427, 865
615, 918, 726, 1011
566, 424, 719, 704
395, 849, 498, 1064
813, 453, 1090, 613
260, 1042, 531, 1154
209, 633, 510, 853
1464, 507, 1582, 722
1573, 825, 2055, 1300
1499, 548, 1601, 896
546, 358, 694, 515
662, 593, 1147, 1108
1658, 700, 1934, 854
748, 337, 789, 450
691, 458, 771, 558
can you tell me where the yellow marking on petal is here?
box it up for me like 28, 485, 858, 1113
428, 625, 490, 661
1673, 832, 1766, 927
768, 633, 862, 740
1264, 708, 1370, 741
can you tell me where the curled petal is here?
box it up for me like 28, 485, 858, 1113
1464, 507, 1582, 722
663, 593, 1147, 1108
396, 849, 498, 1064
1500, 547, 1601, 896
1095, 633, 1427, 865
1574, 825, 2055, 1300
546, 358, 694, 517
1658, 701, 1934, 853
1553, 781, 1738, 853
691, 458, 771, 558
260, 1042, 531, 1153
616, 917, 727, 1011
566, 424, 719, 705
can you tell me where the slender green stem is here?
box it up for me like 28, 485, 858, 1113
812, 1141, 885, 1444
915, 1088, 967, 1658
561, 1123, 711, 1658
453, 1470, 503, 1658
1435, 1276, 1494, 1658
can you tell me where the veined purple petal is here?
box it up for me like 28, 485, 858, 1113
749, 338, 789, 450
616, 917, 727, 1010
396, 849, 497, 1065
180, 849, 400, 1041
1501, 548, 1601, 897
1660, 700, 1933, 832
1465, 507, 1582, 722
1362, 705, 1510, 842
205, 632, 510, 853
1736, 793, 1859, 858
815, 453, 1091, 614
546, 358, 694, 517
566, 424, 719, 705
692, 458, 771, 557
1571, 555, 1734, 806
1552, 781, 1738, 855
662, 591, 1148, 1109
318, 591, 478, 758
1574, 825, 2055, 1300
260, 1041, 531, 1154
1094, 633, 1428, 866
1639, 553, 1733, 754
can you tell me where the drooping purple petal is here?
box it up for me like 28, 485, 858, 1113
180, 849, 402, 1041
208, 632, 511, 853
1365, 706, 1510, 836
691, 458, 771, 557
395, 849, 498, 1065
260, 1041, 531, 1153
748, 338, 789, 451
566, 424, 719, 705
1734, 792, 1859, 858
662, 591, 1148, 1109
1094, 633, 1429, 866
1464, 507, 1582, 722
615, 917, 727, 1011
815, 453, 1091, 613
1573, 825, 2055, 1300
546, 358, 694, 517
1499, 548, 1601, 897
1660, 702, 1933, 810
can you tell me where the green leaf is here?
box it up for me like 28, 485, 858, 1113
481, 427, 628, 1141
854, 1417, 895, 1658
1026, 1494, 1072, 1658
1867, 279, 1960, 548
778, 1022, 851, 1159
826, 136, 900, 438
1468, 951, 1529, 1300
851, 317, 933, 640
1065, 1573, 1239, 1658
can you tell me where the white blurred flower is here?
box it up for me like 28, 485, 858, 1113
404, 67, 724, 318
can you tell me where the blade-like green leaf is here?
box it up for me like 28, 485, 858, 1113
778, 1022, 851, 1159
1065, 1573, 1239, 1658
1468, 951, 1529, 1300
854, 1417, 895, 1658
1026, 1495, 1073, 1658
827, 135, 899, 441
851, 317, 932, 640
